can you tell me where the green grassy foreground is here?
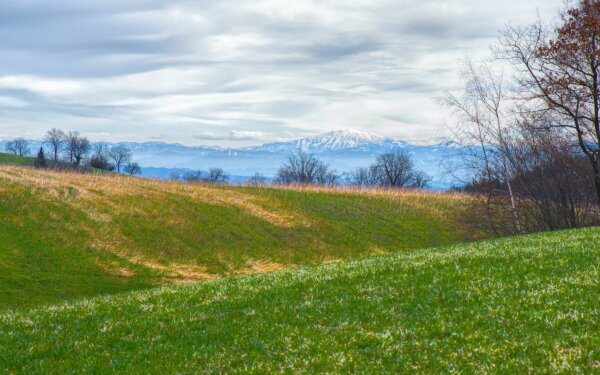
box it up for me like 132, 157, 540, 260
2, 227, 599, 373
0, 163, 477, 309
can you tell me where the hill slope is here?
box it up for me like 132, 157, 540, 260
0, 165, 477, 309
2, 227, 599, 373
0, 153, 35, 166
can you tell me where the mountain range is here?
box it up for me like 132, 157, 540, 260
0, 130, 457, 188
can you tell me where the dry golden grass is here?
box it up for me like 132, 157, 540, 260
0, 165, 470, 230
260, 183, 475, 220
239, 260, 290, 274
0, 166, 306, 228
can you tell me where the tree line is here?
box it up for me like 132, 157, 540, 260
4, 128, 141, 175
172, 168, 231, 184
442, 0, 600, 235
171, 148, 431, 189
275, 149, 430, 188
6, 133, 431, 189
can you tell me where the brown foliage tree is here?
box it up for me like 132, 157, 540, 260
499, 0, 600, 203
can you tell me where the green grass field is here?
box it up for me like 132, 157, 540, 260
0, 153, 35, 166
2, 227, 599, 373
0, 162, 478, 310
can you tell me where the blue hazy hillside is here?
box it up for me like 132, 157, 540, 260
0, 130, 460, 188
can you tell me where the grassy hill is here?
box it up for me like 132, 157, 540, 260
0, 163, 478, 309
0, 153, 35, 166
2, 227, 599, 373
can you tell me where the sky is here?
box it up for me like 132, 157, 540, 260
0, 0, 563, 147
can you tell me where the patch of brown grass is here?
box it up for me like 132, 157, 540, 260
238, 260, 290, 275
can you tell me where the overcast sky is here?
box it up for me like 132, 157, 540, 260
0, 0, 563, 146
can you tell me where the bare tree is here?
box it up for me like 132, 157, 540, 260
314, 163, 340, 185
205, 168, 229, 184
350, 165, 382, 187
411, 170, 432, 189
459, 114, 599, 233
497, 0, 600, 204
44, 128, 66, 161
108, 145, 132, 173
508, 118, 597, 230
65, 131, 90, 167
181, 168, 229, 184
441, 59, 522, 234
349, 151, 430, 189
5, 138, 30, 156
247, 172, 268, 186
124, 162, 142, 176
88, 144, 114, 171
276, 150, 338, 185
183, 170, 204, 183
375, 150, 417, 187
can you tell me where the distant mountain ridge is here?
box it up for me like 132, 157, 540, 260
97, 129, 414, 154
248, 130, 408, 153
0, 130, 456, 188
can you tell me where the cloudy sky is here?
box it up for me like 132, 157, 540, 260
0, 0, 562, 146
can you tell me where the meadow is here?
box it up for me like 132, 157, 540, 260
1, 227, 599, 373
1, 156, 599, 373
0, 161, 478, 309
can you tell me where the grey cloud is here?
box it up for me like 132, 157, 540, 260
194, 130, 275, 142
0, 0, 564, 146
305, 37, 381, 60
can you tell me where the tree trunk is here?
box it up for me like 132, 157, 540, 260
505, 176, 522, 235
593, 166, 600, 206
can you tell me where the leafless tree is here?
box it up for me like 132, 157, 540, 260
508, 121, 597, 230
460, 113, 599, 233
108, 145, 132, 173
88, 144, 114, 171
349, 150, 430, 189
65, 131, 90, 167
205, 168, 229, 184
441, 59, 523, 234
124, 162, 141, 176
5, 138, 30, 156
375, 150, 417, 187
314, 163, 339, 185
276, 149, 339, 185
411, 170, 432, 189
247, 172, 268, 186
44, 128, 66, 161
497, 0, 600, 204
350, 165, 382, 187
181, 169, 229, 184
183, 170, 204, 183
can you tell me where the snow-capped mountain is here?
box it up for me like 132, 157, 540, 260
0, 130, 458, 188
250, 130, 405, 153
